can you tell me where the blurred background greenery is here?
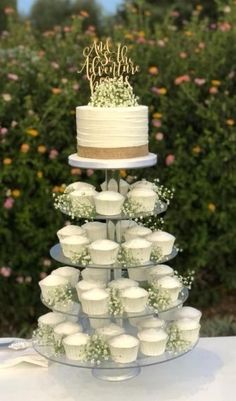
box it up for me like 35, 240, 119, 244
0, 0, 235, 337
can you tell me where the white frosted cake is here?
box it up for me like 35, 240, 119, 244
76, 106, 149, 159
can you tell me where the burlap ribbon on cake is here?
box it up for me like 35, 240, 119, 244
77, 144, 148, 159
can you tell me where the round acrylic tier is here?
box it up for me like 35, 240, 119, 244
50, 243, 178, 269
41, 286, 188, 319
68, 153, 157, 170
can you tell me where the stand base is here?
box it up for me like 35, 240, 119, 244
92, 366, 141, 382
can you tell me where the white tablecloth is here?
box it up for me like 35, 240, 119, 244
0, 336, 235, 401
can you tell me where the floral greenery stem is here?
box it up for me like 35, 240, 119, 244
174, 269, 195, 289
122, 199, 144, 217
84, 334, 110, 365
147, 285, 171, 312
152, 178, 175, 206
166, 324, 191, 353
70, 248, 91, 266
42, 285, 76, 308
108, 288, 124, 316
53, 193, 96, 220
117, 247, 140, 267
150, 247, 162, 263
32, 324, 54, 346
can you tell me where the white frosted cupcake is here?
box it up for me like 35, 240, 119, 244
39, 275, 69, 304
94, 191, 125, 216
51, 266, 80, 287
101, 178, 130, 196
80, 288, 109, 315
128, 266, 149, 282
108, 278, 139, 291
76, 279, 106, 301
88, 239, 119, 265
116, 220, 138, 242
138, 328, 168, 356
155, 276, 182, 302
137, 317, 165, 331
70, 187, 97, 208
64, 181, 95, 193
121, 287, 148, 313
131, 179, 154, 190
147, 264, 174, 283
63, 333, 89, 361
146, 230, 175, 256
96, 323, 125, 340
124, 225, 152, 242
175, 318, 200, 345
109, 334, 139, 363
82, 221, 107, 242
174, 307, 202, 323
53, 321, 82, 343
127, 188, 157, 213
60, 235, 90, 260
38, 312, 66, 329
81, 268, 109, 284
57, 225, 87, 241
122, 238, 152, 264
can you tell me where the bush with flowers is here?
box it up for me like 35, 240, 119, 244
0, 1, 236, 335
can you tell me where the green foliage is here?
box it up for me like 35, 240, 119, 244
0, 1, 236, 336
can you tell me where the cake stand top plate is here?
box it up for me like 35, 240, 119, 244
68, 153, 157, 170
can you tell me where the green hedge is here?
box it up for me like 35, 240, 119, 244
0, 2, 236, 335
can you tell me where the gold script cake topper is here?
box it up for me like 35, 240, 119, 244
78, 39, 140, 93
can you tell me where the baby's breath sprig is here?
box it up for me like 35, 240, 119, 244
89, 76, 139, 107
135, 216, 165, 231
42, 285, 76, 308
53, 340, 65, 356
70, 248, 91, 266
147, 286, 171, 312
108, 288, 124, 316
33, 324, 54, 346
53, 192, 96, 220
166, 324, 191, 353
117, 247, 139, 267
153, 178, 175, 206
174, 269, 195, 289
85, 334, 110, 365
122, 199, 143, 218
150, 247, 162, 263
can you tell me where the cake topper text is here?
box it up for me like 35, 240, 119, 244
78, 40, 140, 93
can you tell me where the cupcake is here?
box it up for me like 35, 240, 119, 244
122, 238, 152, 264
108, 278, 139, 291
51, 266, 80, 287
39, 275, 69, 304
124, 225, 152, 242
53, 321, 82, 343
101, 178, 130, 196
137, 317, 165, 331
131, 179, 154, 190
38, 312, 66, 329
128, 266, 149, 282
76, 279, 106, 301
57, 225, 87, 241
82, 221, 107, 242
175, 318, 200, 345
70, 187, 97, 208
63, 333, 89, 361
127, 188, 157, 213
80, 288, 109, 315
155, 276, 182, 302
109, 334, 139, 363
147, 264, 174, 283
81, 268, 109, 284
94, 191, 125, 216
96, 323, 125, 340
174, 307, 202, 323
116, 220, 138, 242
121, 287, 148, 313
64, 181, 95, 194
146, 230, 175, 256
60, 235, 90, 260
88, 239, 119, 266
138, 328, 168, 356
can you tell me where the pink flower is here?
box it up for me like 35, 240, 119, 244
165, 154, 175, 166
86, 169, 94, 177
174, 75, 191, 85
219, 22, 231, 32
73, 83, 80, 91
63, 26, 71, 33
157, 39, 165, 47
16, 276, 24, 284
194, 78, 206, 86
209, 87, 218, 94
0, 127, 8, 135
40, 272, 47, 279
7, 73, 19, 81
136, 37, 146, 44
170, 10, 180, 17
179, 52, 188, 59
51, 62, 59, 69
0, 266, 12, 277
152, 119, 162, 128
155, 132, 164, 141
4, 197, 14, 209
49, 149, 59, 159
198, 42, 205, 49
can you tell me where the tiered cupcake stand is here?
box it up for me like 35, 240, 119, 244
33, 152, 197, 382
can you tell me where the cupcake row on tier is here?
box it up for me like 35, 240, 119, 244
35, 310, 201, 364
39, 271, 185, 318
57, 223, 176, 266
60, 178, 164, 217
